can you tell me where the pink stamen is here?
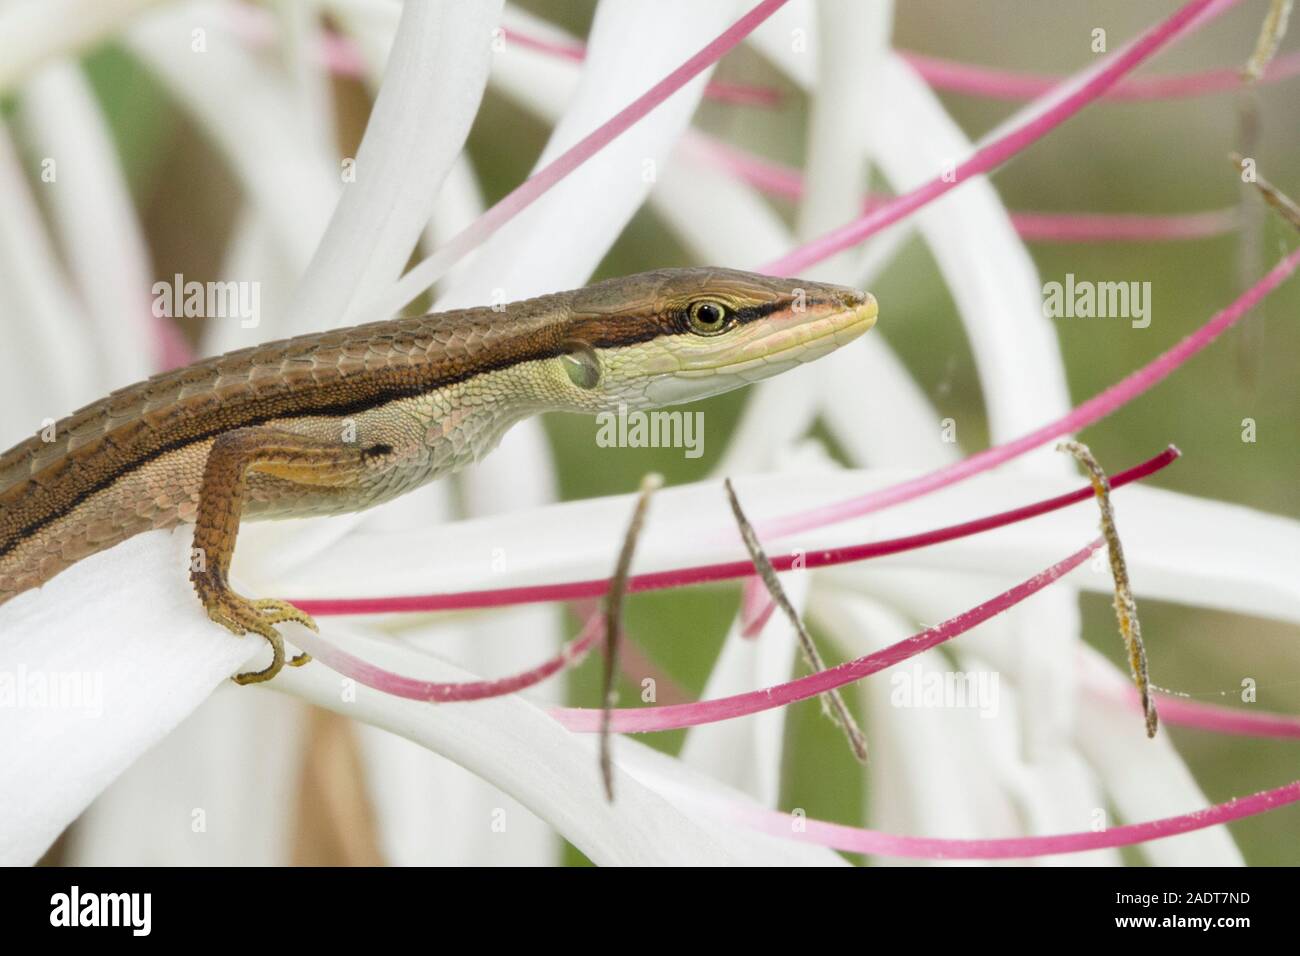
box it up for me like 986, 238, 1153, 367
150, 312, 194, 371
1154, 695, 1300, 740
904, 48, 1300, 102
226, 5, 781, 106
739, 579, 777, 637
287, 611, 604, 702
365, 0, 789, 310
495, 16, 1300, 105
1010, 208, 1239, 242
761, 0, 1241, 276
683, 134, 1240, 243
550, 538, 1101, 733
728, 778, 1300, 859
759, 246, 1300, 540
317, 26, 367, 78
1096, 682, 1300, 740
498, 26, 782, 106
293, 447, 1178, 617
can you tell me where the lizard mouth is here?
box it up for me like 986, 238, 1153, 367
678, 293, 878, 380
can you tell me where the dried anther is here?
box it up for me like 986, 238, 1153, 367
723, 479, 870, 764
1242, 0, 1292, 82
1231, 152, 1300, 233
600, 473, 663, 801
1058, 441, 1158, 738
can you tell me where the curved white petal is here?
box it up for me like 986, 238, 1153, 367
288, 0, 503, 333
268, 467, 1300, 631
813, 476, 1300, 627
1074, 647, 1243, 865
750, 1, 1080, 759
0, 0, 164, 94
811, 589, 1121, 865
0, 531, 255, 865
862, 52, 1082, 758
66, 688, 307, 865
489, 4, 583, 121
794, 0, 891, 277
0, 123, 97, 440
354, 423, 564, 865
423, 153, 487, 293
126, 2, 339, 321
614, 739, 849, 866
432, 0, 743, 308
355, 617, 557, 866
271, 621, 810, 865
678, 444, 836, 805
17, 63, 155, 386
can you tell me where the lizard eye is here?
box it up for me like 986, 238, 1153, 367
687, 300, 731, 335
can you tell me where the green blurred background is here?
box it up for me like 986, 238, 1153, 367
75, 0, 1298, 864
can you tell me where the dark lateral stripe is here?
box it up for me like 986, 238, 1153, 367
0, 296, 798, 556
0, 356, 552, 557
732, 299, 789, 324
0, 318, 667, 555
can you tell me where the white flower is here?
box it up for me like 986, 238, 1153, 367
1, 0, 1295, 866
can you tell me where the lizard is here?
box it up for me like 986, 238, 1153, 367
0, 267, 877, 684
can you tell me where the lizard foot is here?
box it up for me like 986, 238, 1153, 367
200, 590, 318, 685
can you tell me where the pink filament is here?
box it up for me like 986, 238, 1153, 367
294, 447, 1177, 617
1010, 208, 1239, 242
228, 1, 783, 109
761, 0, 1240, 276
499, 14, 1300, 104
498, 27, 781, 106
905, 48, 1300, 102
1103, 685, 1300, 740
150, 312, 194, 371
730, 778, 1300, 859
757, 246, 1300, 540
550, 539, 1100, 733
288, 612, 603, 703
684, 134, 1240, 243
375, 0, 789, 306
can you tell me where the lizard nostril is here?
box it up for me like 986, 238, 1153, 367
839, 290, 876, 314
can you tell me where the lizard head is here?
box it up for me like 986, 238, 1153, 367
544, 267, 877, 412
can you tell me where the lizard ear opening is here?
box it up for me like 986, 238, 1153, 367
560, 341, 602, 390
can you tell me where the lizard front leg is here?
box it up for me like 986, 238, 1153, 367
191, 426, 387, 685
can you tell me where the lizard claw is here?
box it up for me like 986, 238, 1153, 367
198, 587, 317, 684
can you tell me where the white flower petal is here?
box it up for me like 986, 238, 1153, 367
793, 0, 891, 277
66, 688, 307, 865
0, 0, 164, 93
354, 617, 556, 866
1074, 647, 1244, 865
126, 2, 340, 321
678, 577, 806, 807
271, 621, 797, 865
288, 0, 503, 333
489, 5, 582, 122
433, 0, 743, 308
269, 467, 1300, 635
751, 3, 1081, 760
423, 153, 487, 293
811, 590, 1051, 864
17, 62, 155, 386
685, 441, 838, 806
0, 123, 97, 440
614, 739, 850, 866
0, 531, 253, 865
